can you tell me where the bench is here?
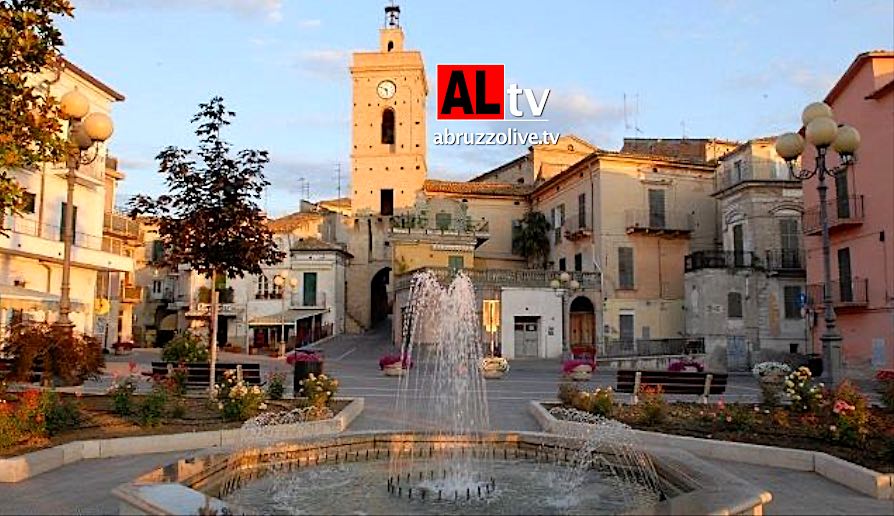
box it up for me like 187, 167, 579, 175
148, 361, 263, 390
615, 369, 728, 404
0, 357, 44, 383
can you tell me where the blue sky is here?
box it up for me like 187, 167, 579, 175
62, 0, 893, 217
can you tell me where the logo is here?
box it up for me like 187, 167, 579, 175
437, 64, 551, 121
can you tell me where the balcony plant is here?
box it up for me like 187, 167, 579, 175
752, 361, 792, 406
562, 358, 595, 381
480, 356, 509, 379
379, 354, 413, 376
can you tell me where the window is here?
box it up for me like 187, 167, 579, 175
511, 219, 522, 243
648, 189, 666, 228
574, 253, 582, 272
835, 171, 850, 218
21, 192, 36, 214
577, 193, 586, 229
482, 300, 500, 333
553, 205, 565, 243
837, 247, 853, 302
558, 257, 566, 271
303, 272, 317, 306
728, 292, 743, 319
783, 286, 802, 319
619, 314, 634, 343
779, 218, 800, 267
732, 223, 745, 267
152, 280, 163, 294
618, 247, 634, 289
733, 160, 743, 183
448, 255, 464, 270
150, 240, 165, 262
435, 212, 452, 230
59, 202, 78, 245
380, 189, 393, 216
381, 108, 395, 144
257, 275, 271, 299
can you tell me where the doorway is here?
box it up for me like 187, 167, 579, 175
569, 296, 595, 348
370, 267, 392, 327
513, 316, 540, 358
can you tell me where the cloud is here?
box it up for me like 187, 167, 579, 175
265, 153, 343, 200
78, 0, 284, 22
297, 19, 322, 28
294, 50, 352, 81
727, 60, 836, 96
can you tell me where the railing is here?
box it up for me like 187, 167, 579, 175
802, 195, 864, 235
562, 214, 592, 235
104, 211, 142, 240
714, 162, 793, 191
2, 216, 59, 240
122, 286, 143, 303
625, 209, 692, 233
601, 338, 705, 358
394, 267, 601, 291
685, 250, 757, 272
807, 278, 869, 308
765, 249, 805, 272
389, 214, 489, 236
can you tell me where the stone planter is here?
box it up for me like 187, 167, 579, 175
383, 364, 406, 377
567, 365, 593, 382
759, 373, 786, 406
293, 360, 323, 395
482, 369, 505, 379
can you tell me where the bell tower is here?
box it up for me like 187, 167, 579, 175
349, 3, 428, 215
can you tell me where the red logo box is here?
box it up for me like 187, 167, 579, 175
437, 64, 504, 120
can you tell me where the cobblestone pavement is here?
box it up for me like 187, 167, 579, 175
1, 323, 890, 515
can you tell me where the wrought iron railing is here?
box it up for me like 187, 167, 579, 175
802, 195, 864, 235
601, 338, 705, 358
389, 215, 489, 236
806, 278, 869, 308
765, 249, 804, 272
625, 209, 693, 232
685, 250, 757, 272
394, 267, 600, 291
104, 210, 142, 240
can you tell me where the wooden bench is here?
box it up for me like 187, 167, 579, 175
616, 369, 728, 404
0, 357, 44, 383
149, 361, 263, 390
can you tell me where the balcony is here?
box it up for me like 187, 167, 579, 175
122, 286, 143, 303
394, 267, 601, 291
714, 162, 795, 193
389, 214, 490, 247
104, 211, 142, 241
803, 196, 864, 235
602, 338, 705, 358
562, 215, 593, 241
625, 209, 692, 236
765, 249, 805, 275
685, 250, 757, 273
2, 216, 133, 271
806, 278, 869, 309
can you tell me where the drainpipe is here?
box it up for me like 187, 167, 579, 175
588, 162, 606, 352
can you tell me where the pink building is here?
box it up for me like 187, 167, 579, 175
802, 51, 894, 376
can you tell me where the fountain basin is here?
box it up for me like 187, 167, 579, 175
113, 431, 771, 515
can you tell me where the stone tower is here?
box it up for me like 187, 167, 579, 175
349, 3, 428, 215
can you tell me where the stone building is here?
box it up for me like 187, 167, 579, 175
684, 138, 807, 371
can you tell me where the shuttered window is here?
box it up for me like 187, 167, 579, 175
618, 247, 634, 289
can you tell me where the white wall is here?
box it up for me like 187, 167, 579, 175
500, 287, 563, 359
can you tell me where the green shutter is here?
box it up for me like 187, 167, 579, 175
303, 272, 317, 306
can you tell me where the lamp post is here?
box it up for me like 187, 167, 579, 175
550, 272, 580, 355
775, 101, 861, 385
273, 273, 298, 358
57, 90, 114, 331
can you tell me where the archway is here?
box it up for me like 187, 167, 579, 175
569, 295, 596, 349
370, 267, 392, 327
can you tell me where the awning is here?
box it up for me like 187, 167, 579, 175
249, 308, 327, 326
0, 285, 88, 312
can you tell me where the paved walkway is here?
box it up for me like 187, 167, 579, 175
1, 325, 891, 514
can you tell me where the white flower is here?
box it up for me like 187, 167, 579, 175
259, 403, 267, 410
218, 402, 224, 410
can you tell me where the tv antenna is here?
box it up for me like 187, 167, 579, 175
335, 162, 342, 201
623, 93, 643, 135
297, 177, 310, 201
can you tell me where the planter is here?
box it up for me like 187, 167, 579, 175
807, 354, 823, 378
382, 364, 406, 377
758, 374, 786, 406
293, 360, 323, 395
566, 365, 593, 382
482, 369, 505, 379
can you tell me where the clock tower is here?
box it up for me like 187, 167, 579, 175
349, 4, 428, 215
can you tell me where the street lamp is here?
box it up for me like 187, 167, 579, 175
57, 90, 114, 330
273, 272, 298, 357
775, 101, 861, 385
550, 272, 580, 354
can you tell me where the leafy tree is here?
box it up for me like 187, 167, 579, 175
129, 97, 285, 386
512, 211, 552, 268
0, 0, 74, 223
4, 322, 104, 386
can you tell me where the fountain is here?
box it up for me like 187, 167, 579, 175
113, 271, 774, 515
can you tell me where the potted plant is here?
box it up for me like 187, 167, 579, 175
288, 351, 323, 395
562, 359, 594, 381
480, 356, 509, 379
752, 361, 791, 406
379, 354, 412, 376
668, 358, 704, 372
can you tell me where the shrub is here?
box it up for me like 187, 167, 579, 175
138, 385, 168, 427
0, 390, 81, 448
162, 332, 209, 364
266, 371, 286, 400
571, 387, 614, 417
710, 403, 757, 433
638, 385, 667, 425
558, 382, 580, 406
0, 400, 20, 449
826, 380, 870, 448
109, 375, 138, 415
3, 322, 104, 386
783, 366, 823, 413
668, 359, 704, 372
299, 372, 338, 408
39, 391, 80, 436
212, 370, 267, 421
876, 370, 894, 413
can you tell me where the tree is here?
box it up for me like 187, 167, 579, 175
0, 1, 74, 223
129, 97, 285, 388
512, 211, 552, 268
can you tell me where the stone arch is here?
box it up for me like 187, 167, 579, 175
569, 295, 596, 349
370, 267, 392, 327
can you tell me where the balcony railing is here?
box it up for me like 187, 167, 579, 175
803, 195, 864, 235
765, 249, 805, 273
104, 211, 142, 240
563, 214, 593, 241
389, 214, 489, 236
3, 215, 127, 255
685, 250, 757, 272
625, 209, 692, 234
714, 162, 794, 192
806, 278, 869, 308
394, 267, 600, 291
601, 338, 705, 358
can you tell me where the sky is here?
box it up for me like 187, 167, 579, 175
60, 0, 894, 217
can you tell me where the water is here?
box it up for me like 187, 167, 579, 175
225, 458, 646, 515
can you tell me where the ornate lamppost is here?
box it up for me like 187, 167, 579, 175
775, 102, 861, 384
57, 90, 114, 330
550, 272, 580, 355
273, 272, 298, 357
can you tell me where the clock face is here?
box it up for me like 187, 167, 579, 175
377, 80, 396, 99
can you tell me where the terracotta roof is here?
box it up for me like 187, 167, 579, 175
317, 197, 351, 208
468, 154, 528, 182
267, 211, 323, 232
825, 50, 894, 105
290, 237, 351, 255
423, 179, 534, 197
60, 58, 125, 101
